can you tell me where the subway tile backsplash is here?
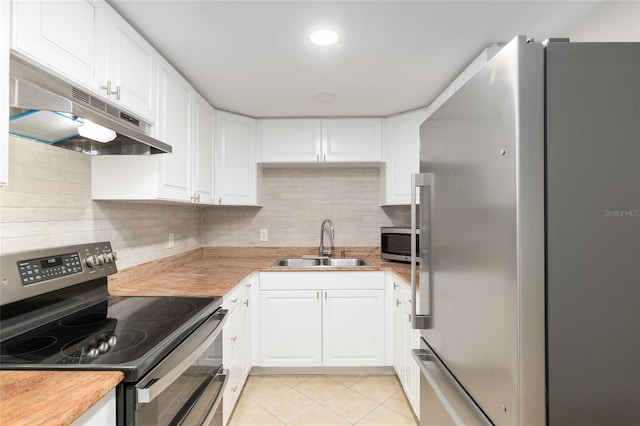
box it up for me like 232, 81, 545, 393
1, 137, 408, 268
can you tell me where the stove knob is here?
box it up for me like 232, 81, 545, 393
104, 253, 113, 263
111, 252, 118, 261
107, 335, 117, 346
97, 341, 110, 352
85, 255, 97, 267
86, 347, 100, 357
96, 254, 105, 265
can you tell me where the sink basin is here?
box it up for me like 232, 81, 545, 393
271, 257, 371, 267
272, 258, 323, 267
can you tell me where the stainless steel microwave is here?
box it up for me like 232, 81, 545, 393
381, 226, 420, 263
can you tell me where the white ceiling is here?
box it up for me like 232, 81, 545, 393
108, 0, 604, 118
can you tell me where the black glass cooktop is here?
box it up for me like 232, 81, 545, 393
0, 295, 222, 381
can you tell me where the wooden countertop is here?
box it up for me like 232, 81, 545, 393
108, 246, 413, 297
1, 247, 411, 426
0, 370, 124, 426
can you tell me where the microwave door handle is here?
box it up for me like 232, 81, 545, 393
411, 173, 434, 329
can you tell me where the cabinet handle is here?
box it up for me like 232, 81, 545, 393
231, 386, 238, 392
393, 282, 398, 290
230, 298, 238, 303
218, 197, 222, 204
100, 81, 112, 95
323, 154, 326, 162
316, 291, 320, 300
244, 299, 249, 307
113, 84, 121, 100
324, 291, 327, 300
316, 154, 320, 162
396, 299, 402, 307
231, 336, 238, 342
245, 283, 252, 288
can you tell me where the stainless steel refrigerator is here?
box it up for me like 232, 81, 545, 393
410, 35, 640, 425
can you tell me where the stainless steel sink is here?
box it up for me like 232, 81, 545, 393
271, 257, 371, 267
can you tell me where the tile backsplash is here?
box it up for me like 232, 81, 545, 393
1, 137, 407, 268
0, 137, 201, 269
203, 167, 409, 247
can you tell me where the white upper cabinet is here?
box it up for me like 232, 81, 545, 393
322, 118, 382, 162
259, 119, 321, 163
155, 57, 192, 201
1, 0, 10, 186
258, 118, 382, 164
11, 0, 105, 91
382, 109, 428, 205
192, 93, 215, 204
214, 111, 260, 206
11, 0, 157, 122
103, 4, 157, 122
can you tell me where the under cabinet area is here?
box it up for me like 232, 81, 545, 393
258, 118, 382, 164
257, 271, 387, 367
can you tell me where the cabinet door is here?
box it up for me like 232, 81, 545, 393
11, 0, 104, 91
1, 0, 9, 186
322, 118, 382, 162
214, 111, 258, 205
192, 94, 215, 204
392, 281, 406, 380
323, 290, 385, 366
104, 4, 156, 121
259, 290, 322, 367
259, 119, 321, 163
156, 58, 192, 201
383, 109, 427, 205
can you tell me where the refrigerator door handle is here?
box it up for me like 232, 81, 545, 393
412, 347, 493, 425
411, 172, 433, 329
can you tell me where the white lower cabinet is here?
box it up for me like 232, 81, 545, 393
388, 272, 420, 418
71, 389, 116, 426
258, 272, 386, 367
222, 274, 254, 426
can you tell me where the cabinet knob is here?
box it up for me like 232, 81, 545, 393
218, 197, 222, 204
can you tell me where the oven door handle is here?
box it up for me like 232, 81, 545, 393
136, 309, 228, 404
171, 369, 229, 426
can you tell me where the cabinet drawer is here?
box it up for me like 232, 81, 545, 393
223, 307, 244, 363
223, 283, 249, 311
222, 349, 245, 425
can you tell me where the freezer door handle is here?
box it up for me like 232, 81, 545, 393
412, 347, 493, 426
411, 173, 433, 329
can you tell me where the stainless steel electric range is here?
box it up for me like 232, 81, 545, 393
0, 242, 227, 426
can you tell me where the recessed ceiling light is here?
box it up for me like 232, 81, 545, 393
310, 29, 339, 47
313, 92, 337, 102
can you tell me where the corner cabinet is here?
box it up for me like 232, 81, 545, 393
214, 111, 260, 206
258, 271, 386, 367
381, 109, 428, 205
258, 118, 382, 164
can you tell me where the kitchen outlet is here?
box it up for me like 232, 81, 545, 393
168, 233, 175, 248
260, 229, 268, 242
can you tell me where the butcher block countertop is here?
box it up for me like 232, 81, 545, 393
0, 370, 124, 426
108, 246, 412, 297
1, 247, 410, 426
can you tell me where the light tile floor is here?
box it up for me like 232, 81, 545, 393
228, 375, 418, 426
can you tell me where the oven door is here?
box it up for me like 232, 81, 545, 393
130, 309, 228, 426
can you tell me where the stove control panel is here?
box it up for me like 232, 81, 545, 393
1, 242, 119, 306
18, 253, 83, 285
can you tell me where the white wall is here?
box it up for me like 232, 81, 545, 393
569, 1, 640, 41
203, 167, 409, 248
0, 137, 201, 268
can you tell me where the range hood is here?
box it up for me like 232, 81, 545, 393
8, 56, 171, 155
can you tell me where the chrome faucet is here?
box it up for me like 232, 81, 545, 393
319, 219, 335, 257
